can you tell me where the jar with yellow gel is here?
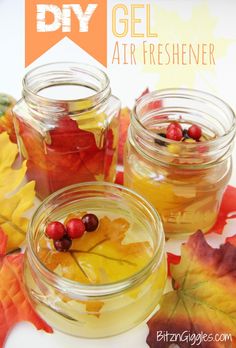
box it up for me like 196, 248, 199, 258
24, 182, 167, 337
124, 89, 236, 238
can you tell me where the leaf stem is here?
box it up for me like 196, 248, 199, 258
70, 249, 136, 266
40, 246, 137, 267
87, 238, 109, 252
69, 251, 90, 280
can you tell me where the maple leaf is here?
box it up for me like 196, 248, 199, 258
0, 93, 16, 142
115, 171, 124, 185
0, 132, 35, 251
118, 107, 131, 164
147, 231, 236, 348
0, 228, 52, 348
39, 216, 152, 285
0, 132, 27, 197
18, 115, 116, 198
38, 215, 152, 317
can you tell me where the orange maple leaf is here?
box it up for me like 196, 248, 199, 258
0, 93, 16, 142
0, 229, 52, 348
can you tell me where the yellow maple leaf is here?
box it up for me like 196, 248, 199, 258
0, 132, 35, 251
0, 132, 27, 197
39, 216, 152, 285
38, 215, 153, 317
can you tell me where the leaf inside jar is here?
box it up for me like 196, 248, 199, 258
37, 215, 153, 285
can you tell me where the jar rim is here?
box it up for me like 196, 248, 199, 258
27, 182, 165, 297
22, 62, 111, 111
134, 88, 236, 147
131, 88, 236, 168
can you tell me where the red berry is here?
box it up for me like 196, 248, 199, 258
54, 236, 72, 252
45, 221, 65, 240
188, 125, 202, 140
66, 218, 85, 239
166, 127, 183, 141
82, 214, 99, 232
167, 121, 182, 132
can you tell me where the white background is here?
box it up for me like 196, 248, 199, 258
0, 0, 236, 347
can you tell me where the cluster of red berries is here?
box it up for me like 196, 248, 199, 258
156, 121, 202, 143
45, 213, 99, 252
166, 121, 202, 141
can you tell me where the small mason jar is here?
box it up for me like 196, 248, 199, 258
24, 182, 166, 338
124, 89, 236, 238
13, 63, 120, 200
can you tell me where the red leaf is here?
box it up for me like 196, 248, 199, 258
18, 115, 109, 198
118, 108, 131, 164
136, 88, 163, 112
147, 100, 163, 111
167, 252, 181, 276
115, 171, 124, 185
209, 185, 236, 234
0, 228, 7, 255
226, 235, 236, 247
136, 88, 150, 101
0, 229, 52, 348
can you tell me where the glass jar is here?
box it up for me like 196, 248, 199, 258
124, 89, 236, 238
24, 182, 166, 338
13, 63, 120, 200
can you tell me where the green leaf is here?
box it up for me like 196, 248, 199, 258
0, 94, 10, 106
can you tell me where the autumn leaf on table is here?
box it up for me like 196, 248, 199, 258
147, 231, 236, 348
0, 228, 52, 348
0, 132, 27, 196
0, 132, 35, 251
0, 93, 16, 142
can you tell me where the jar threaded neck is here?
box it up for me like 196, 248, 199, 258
130, 88, 236, 168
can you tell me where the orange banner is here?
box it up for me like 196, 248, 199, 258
25, 0, 107, 67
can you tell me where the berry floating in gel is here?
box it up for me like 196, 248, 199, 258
45, 221, 65, 241
66, 218, 86, 239
166, 127, 183, 141
188, 125, 202, 140
54, 236, 72, 252
82, 214, 99, 232
167, 121, 182, 132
